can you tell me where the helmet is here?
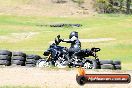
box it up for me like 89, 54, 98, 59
69, 31, 78, 39
70, 36, 77, 41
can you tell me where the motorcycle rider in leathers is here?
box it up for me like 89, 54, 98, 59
61, 31, 81, 57
61, 31, 95, 58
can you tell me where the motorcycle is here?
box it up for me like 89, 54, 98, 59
43, 35, 101, 69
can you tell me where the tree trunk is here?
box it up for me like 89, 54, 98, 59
126, 0, 131, 14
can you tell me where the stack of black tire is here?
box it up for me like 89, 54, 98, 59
11, 52, 26, 66
49, 24, 82, 27
113, 60, 121, 70
0, 50, 12, 66
100, 60, 121, 70
26, 54, 41, 67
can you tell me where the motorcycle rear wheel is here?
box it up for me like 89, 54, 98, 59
83, 59, 98, 69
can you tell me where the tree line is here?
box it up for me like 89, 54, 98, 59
95, 0, 132, 14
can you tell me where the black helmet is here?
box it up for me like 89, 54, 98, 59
69, 31, 78, 39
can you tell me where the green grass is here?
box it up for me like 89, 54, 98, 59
0, 14, 132, 70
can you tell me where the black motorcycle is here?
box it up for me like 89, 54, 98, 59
43, 35, 121, 70
43, 35, 101, 69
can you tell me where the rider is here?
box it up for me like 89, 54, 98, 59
61, 31, 81, 55
61, 31, 95, 57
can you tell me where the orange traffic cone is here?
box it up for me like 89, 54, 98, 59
78, 67, 86, 76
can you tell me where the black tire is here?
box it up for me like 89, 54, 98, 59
11, 60, 25, 66
56, 24, 62, 27
76, 75, 86, 85
113, 60, 121, 65
83, 59, 98, 69
26, 54, 41, 60
26, 63, 36, 67
26, 59, 37, 64
50, 24, 64, 27
0, 55, 11, 61
72, 24, 82, 27
0, 60, 11, 66
12, 52, 26, 58
114, 65, 121, 70
0, 50, 12, 56
91, 59, 99, 69
12, 56, 26, 61
35, 55, 42, 60
100, 60, 113, 65
101, 64, 114, 69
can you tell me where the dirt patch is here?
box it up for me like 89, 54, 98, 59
0, 0, 96, 17
0, 67, 131, 88
0, 32, 39, 43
